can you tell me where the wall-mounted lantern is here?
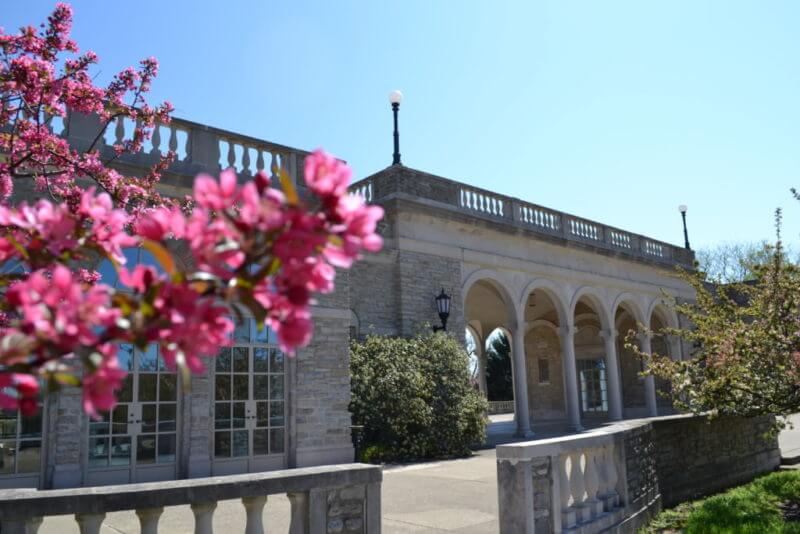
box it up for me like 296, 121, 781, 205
433, 288, 451, 332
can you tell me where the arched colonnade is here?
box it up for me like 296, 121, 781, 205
463, 268, 682, 436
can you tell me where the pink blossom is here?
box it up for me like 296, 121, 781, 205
304, 149, 351, 198
82, 344, 127, 419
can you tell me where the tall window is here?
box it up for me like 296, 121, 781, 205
578, 359, 608, 413
538, 358, 550, 385
0, 405, 42, 476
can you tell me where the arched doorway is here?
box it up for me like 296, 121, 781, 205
572, 296, 611, 424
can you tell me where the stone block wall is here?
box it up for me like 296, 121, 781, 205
622, 423, 659, 511
349, 251, 401, 337
525, 326, 566, 420
650, 414, 780, 507
398, 250, 464, 340
294, 313, 355, 466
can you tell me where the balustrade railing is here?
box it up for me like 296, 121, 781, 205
459, 186, 507, 218
349, 168, 693, 268
63, 111, 308, 186
496, 430, 624, 533
0, 463, 381, 534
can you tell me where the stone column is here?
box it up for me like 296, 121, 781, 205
600, 329, 623, 421
511, 327, 533, 437
476, 338, 488, 396
639, 333, 658, 417
559, 325, 582, 431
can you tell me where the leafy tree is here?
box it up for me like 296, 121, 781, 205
350, 332, 487, 462
632, 211, 800, 429
485, 330, 514, 401
696, 241, 797, 283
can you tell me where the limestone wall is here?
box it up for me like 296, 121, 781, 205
650, 414, 780, 507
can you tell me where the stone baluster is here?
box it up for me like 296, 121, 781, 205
150, 124, 161, 155
242, 495, 267, 534
0, 516, 43, 534
227, 141, 237, 171
560, 454, 576, 528
241, 146, 252, 177
584, 448, 603, 517
191, 502, 216, 534
570, 451, 591, 523
270, 151, 278, 181
287, 492, 309, 534
256, 150, 265, 174
135, 507, 163, 534
605, 444, 620, 509
168, 125, 178, 155
76, 513, 106, 534
114, 116, 125, 145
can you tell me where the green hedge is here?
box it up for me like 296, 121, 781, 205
349, 332, 488, 463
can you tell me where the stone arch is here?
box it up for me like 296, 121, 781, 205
648, 299, 679, 411
519, 278, 569, 326
569, 286, 612, 330
526, 319, 559, 335
461, 268, 519, 328
611, 292, 646, 327
647, 297, 679, 330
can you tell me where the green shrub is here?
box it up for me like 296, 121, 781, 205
349, 332, 488, 462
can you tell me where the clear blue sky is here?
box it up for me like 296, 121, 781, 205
5, 1, 800, 250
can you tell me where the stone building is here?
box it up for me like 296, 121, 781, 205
348, 164, 695, 436
0, 110, 694, 489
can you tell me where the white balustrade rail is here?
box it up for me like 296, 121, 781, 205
459, 187, 506, 218
567, 217, 602, 242
352, 180, 374, 202
642, 239, 665, 258
518, 202, 561, 233
496, 430, 625, 534
608, 230, 633, 250
0, 463, 381, 534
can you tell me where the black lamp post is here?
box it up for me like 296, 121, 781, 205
389, 90, 403, 166
433, 288, 451, 332
679, 204, 690, 250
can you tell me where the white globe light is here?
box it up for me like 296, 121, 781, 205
679, 204, 688, 213
389, 90, 403, 105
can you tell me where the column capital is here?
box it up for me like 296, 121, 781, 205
599, 328, 618, 341
558, 324, 577, 339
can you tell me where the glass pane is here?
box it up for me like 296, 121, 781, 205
215, 376, 231, 401
253, 348, 268, 373
0, 411, 16, 439
118, 344, 135, 372
253, 375, 267, 400
234, 319, 251, 343
112, 405, 128, 434
137, 435, 156, 464
110, 436, 131, 466
269, 376, 284, 401
233, 402, 246, 429
89, 412, 110, 436
118, 375, 133, 403
215, 348, 232, 373
270, 428, 285, 454
141, 404, 157, 434
214, 431, 231, 458
254, 323, 270, 344
0, 441, 14, 474
233, 347, 249, 372
233, 376, 248, 401
159, 374, 177, 402
158, 434, 176, 463
253, 429, 268, 456
16, 440, 40, 473
256, 402, 268, 428
20, 411, 41, 439
138, 374, 157, 402
159, 404, 176, 432
88, 437, 109, 468
232, 430, 248, 457
270, 402, 284, 427
215, 403, 231, 429
270, 349, 284, 373
139, 345, 158, 372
